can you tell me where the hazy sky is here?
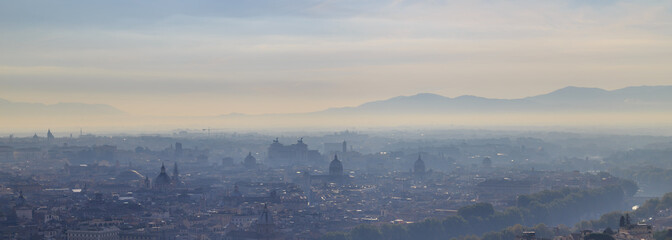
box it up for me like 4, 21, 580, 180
1, 0, 671, 116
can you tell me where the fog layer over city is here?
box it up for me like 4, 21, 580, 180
2, 1, 672, 240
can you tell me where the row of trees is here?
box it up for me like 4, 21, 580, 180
322, 182, 634, 240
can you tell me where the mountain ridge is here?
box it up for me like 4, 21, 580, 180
3, 85, 671, 131
2, 85, 671, 119
0, 98, 124, 116
316, 85, 672, 115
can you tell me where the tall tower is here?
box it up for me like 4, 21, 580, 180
172, 162, 180, 185
175, 142, 183, 157
257, 204, 275, 237
342, 141, 347, 153
47, 129, 54, 142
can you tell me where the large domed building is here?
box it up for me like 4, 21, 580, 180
154, 163, 172, 191
414, 154, 426, 178
244, 152, 257, 169
301, 154, 348, 186
329, 155, 343, 176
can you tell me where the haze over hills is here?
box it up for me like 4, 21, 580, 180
2, 85, 672, 133
524, 86, 672, 109
189, 85, 672, 133
0, 98, 124, 116
317, 85, 672, 115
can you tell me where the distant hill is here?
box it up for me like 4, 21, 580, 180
0, 98, 124, 117
317, 85, 672, 114
523, 86, 672, 110
2, 85, 670, 131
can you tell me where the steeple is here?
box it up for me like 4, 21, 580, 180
160, 163, 166, 174
257, 203, 275, 236
47, 129, 54, 141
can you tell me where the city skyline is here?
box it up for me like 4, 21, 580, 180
3, 2, 672, 240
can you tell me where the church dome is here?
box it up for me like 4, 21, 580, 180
414, 154, 425, 175
329, 155, 343, 176
244, 152, 257, 168
154, 164, 172, 188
